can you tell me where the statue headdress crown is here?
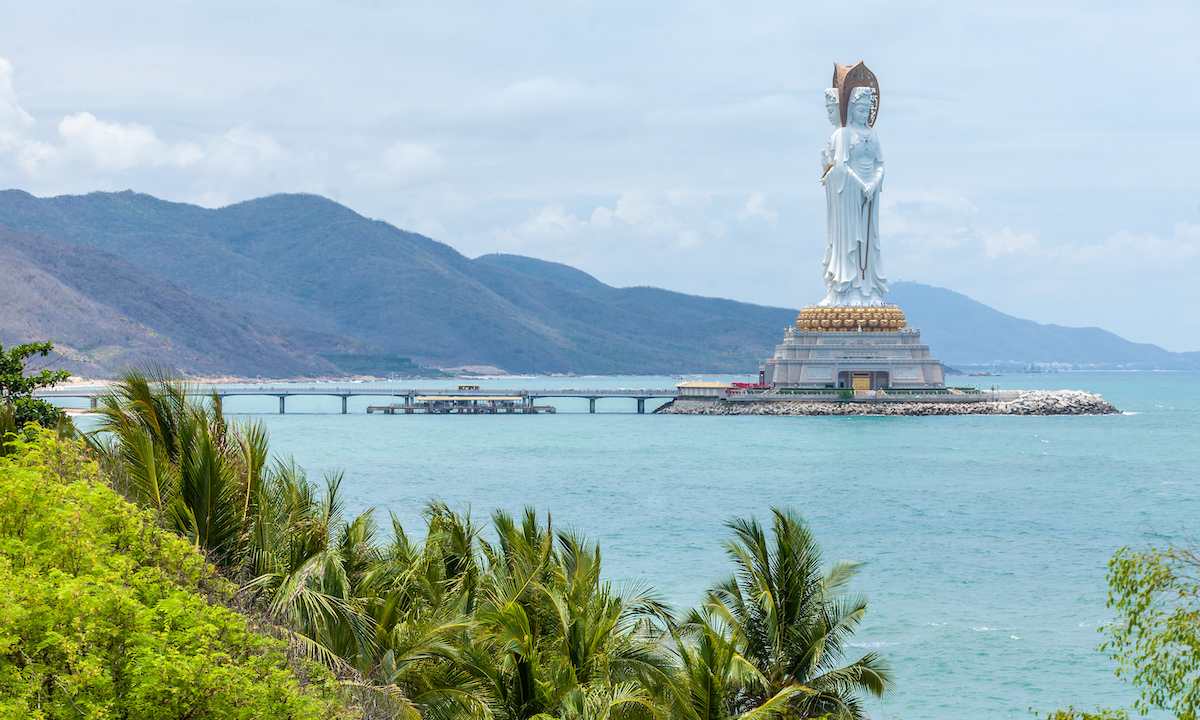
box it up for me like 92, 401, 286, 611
832, 61, 879, 127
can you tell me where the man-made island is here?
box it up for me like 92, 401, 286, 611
658, 389, 1119, 416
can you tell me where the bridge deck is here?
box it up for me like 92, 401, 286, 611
35, 385, 680, 415
36, 385, 680, 399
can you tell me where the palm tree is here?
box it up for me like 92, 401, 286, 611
460, 509, 675, 720
88, 366, 267, 565
669, 607, 811, 720
702, 508, 893, 720
242, 462, 374, 666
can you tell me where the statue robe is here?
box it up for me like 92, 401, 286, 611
821, 123, 887, 306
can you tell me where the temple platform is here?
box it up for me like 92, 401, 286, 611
760, 326, 945, 390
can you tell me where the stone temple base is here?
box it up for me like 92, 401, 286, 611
760, 325, 945, 390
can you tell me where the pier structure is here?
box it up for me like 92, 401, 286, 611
367, 395, 557, 414
36, 385, 680, 414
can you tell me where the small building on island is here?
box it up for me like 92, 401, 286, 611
675, 381, 734, 399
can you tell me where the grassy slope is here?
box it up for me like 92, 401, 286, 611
0, 224, 340, 378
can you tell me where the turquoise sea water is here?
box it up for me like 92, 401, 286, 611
75, 373, 1199, 718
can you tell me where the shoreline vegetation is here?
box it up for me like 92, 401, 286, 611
3, 350, 1189, 720
3, 364, 897, 719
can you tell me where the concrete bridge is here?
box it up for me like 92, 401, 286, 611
35, 385, 682, 414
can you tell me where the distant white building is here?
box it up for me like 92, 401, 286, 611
675, 381, 733, 398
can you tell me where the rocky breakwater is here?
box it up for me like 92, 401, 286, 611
657, 390, 1119, 416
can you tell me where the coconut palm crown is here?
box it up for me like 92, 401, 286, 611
703, 508, 893, 719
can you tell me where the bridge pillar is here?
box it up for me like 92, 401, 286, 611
404, 394, 411, 407
637, 398, 645, 414
341, 396, 348, 414
278, 395, 286, 414
588, 398, 596, 414
89, 397, 97, 410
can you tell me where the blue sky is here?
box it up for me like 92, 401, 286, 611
1, 1, 1197, 350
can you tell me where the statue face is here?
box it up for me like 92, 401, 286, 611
850, 101, 870, 125
825, 97, 840, 126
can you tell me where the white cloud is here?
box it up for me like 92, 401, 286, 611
381, 141, 443, 181
883, 196, 1200, 349
0, 58, 34, 152
737, 193, 777, 221
57, 111, 200, 171
981, 227, 1038, 259
201, 125, 283, 176
589, 206, 613, 228
519, 204, 586, 239
612, 192, 682, 235
485, 77, 626, 120
3, 1, 1200, 349
0, 60, 289, 189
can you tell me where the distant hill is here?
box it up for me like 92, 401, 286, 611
0, 225, 338, 378
888, 282, 1200, 370
0, 190, 795, 374
0, 189, 1193, 377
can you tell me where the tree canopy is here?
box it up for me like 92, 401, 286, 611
1103, 541, 1200, 720
0, 340, 69, 429
5, 366, 895, 719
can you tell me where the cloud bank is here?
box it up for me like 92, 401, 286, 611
1, 1, 1198, 349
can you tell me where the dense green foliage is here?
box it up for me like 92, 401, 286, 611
1102, 542, 1200, 719
0, 341, 69, 429
1032, 708, 1129, 720
76, 367, 892, 719
0, 430, 351, 719
702, 512, 891, 718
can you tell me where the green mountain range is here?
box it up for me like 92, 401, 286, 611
0, 189, 1194, 377
0, 224, 335, 377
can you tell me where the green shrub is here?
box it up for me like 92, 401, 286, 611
0, 430, 354, 720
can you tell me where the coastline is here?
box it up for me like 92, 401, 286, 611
655, 390, 1120, 416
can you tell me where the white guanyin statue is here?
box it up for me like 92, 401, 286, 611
819, 84, 887, 306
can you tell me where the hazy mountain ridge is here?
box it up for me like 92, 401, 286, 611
0, 190, 795, 374
887, 283, 1200, 369
0, 224, 338, 377
0, 189, 1194, 377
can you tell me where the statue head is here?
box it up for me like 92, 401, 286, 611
849, 87, 874, 126
824, 88, 840, 127
833, 62, 879, 126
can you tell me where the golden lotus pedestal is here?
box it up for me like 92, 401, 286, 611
796, 305, 906, 332
759, 304, 946, 391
